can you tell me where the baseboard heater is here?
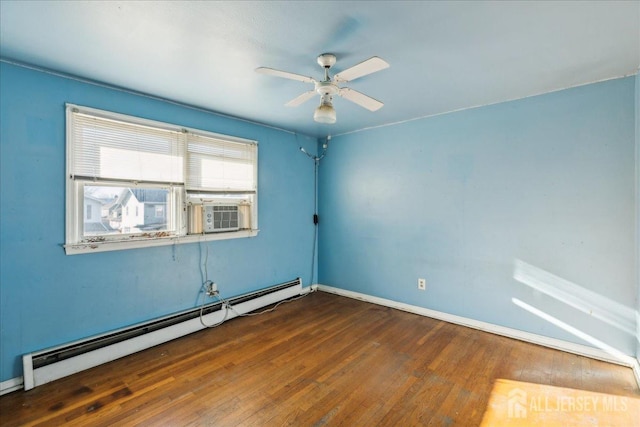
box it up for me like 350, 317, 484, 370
22, 278, 303, 391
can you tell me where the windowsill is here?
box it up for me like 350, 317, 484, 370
64, 229, 260, 255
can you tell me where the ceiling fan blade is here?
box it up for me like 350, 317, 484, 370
333, 57, 390, 82
285, 90, 317, 107
338, 88, 384, 111
255, 67, 316, 84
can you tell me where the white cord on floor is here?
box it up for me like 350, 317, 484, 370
198, 286, 314, 328
228, 291, 311, 318
199, 284, 232, 328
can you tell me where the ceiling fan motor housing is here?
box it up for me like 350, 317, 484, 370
316, 81, 338, 96
317, 53, 337, 69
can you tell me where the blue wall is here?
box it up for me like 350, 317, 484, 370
636, 71, 640, 364
319, 77, 637, 356
1, 61, 637, 384
0, 62, 318, 382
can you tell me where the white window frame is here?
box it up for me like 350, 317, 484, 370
65, 104, 258, 255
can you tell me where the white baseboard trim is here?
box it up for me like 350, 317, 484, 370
6, 285, 638, 394
317, 285, 639, 384
632, 359, 640, 388
301, 285, 316, 294
0, 376, 24, 396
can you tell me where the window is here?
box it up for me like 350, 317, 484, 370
65, 104, 258, 254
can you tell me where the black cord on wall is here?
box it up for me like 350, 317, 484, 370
299, 135, 329, 287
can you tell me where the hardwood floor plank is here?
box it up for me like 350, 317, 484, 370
1, 291, 638, 426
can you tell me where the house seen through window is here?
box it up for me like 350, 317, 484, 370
82, 186, 171, 236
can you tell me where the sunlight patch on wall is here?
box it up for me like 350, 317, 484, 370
512, 298, 634, 365
514, 259, 635, 336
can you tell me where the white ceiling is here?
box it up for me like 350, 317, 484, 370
1, 1, 638, 138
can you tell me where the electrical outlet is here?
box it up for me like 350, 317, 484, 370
206, 281, 218, 296
418, 278, 426, 290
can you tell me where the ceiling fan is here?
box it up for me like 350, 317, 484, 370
256, 53, 390, 124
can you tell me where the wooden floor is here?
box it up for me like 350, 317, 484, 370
1, 291, 638, 426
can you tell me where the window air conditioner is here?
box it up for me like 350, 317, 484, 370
188, 204, 241, 234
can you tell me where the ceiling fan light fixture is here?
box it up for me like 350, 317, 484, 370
314, 101, 336, 124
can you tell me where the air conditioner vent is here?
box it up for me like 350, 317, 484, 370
207, 205, 239, 232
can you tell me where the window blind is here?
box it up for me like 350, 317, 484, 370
186, 133, 257, 192
69, 111, 185, 183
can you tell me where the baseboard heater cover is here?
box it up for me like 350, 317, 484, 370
23, 278, 303, 390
